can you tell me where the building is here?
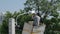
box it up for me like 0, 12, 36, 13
0, 12, 4, 25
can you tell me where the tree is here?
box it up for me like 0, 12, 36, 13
24, 0, 60, 34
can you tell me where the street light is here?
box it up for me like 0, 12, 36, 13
15, 10, 36, 27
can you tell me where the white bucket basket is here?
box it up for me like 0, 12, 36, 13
32, 24, 46, 34
22, 21, 33, 34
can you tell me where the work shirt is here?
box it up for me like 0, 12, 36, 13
33, 15, 40, 26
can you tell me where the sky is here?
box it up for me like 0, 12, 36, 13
0, 0, 26, 13
0, 0, 60, 14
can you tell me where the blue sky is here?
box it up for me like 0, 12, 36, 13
0, 0, 26, 13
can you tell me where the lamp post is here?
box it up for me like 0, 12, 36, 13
15, 10, 36, 25
15, 10, 36, 32
15, 12, 28, 25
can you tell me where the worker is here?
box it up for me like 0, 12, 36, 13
32, 12, 40, 26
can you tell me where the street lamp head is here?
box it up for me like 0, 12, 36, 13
15, 10, 36, 26
28, 10, 36, 14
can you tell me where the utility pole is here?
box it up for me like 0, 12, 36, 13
9, 18, 15, 34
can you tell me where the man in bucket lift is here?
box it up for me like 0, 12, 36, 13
32, 11, 40, 26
